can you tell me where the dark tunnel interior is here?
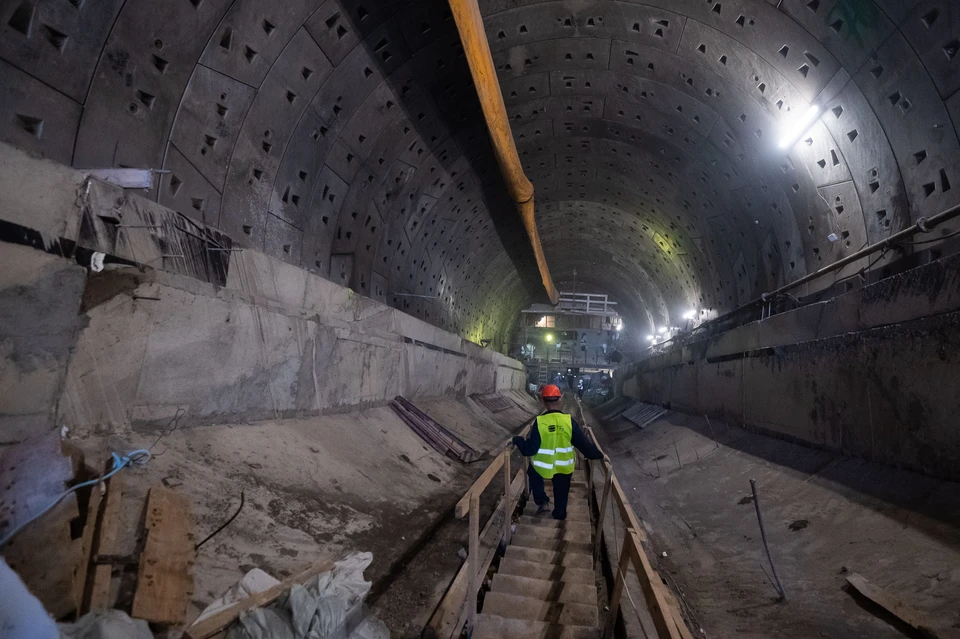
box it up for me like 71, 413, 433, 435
3, 1, 960, 636
6, 0, 960, 349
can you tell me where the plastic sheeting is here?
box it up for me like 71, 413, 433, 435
226, 552, 389, 639
59, 610, 153, 639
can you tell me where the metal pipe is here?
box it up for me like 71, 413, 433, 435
657, 203, 960, 349
750, 479, 786, 601
446, 0, 559, 305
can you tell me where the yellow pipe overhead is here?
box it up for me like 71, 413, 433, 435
446, 0, 560, 305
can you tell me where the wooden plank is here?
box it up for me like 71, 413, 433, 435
184, 558, 335, 639
625, 528, 687, 639
427, 468, 524, 638
846, 573, 947, 639
467, 492, 480, 633
603, 535, 633, 639
131, 487, 195, 625
72, 481, 103, 613
455, 453, 505, 518
86, 472, 125, 612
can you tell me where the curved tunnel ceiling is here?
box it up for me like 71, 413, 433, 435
2, 0, 960, 349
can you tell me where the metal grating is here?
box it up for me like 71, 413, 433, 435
473, 393, 514, 413
621, 402, 667, 429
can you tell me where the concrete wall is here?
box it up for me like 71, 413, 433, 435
620, 255, 960, 482
0, 144, 526, 441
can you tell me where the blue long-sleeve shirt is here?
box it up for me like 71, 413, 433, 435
512, 410, 604, 460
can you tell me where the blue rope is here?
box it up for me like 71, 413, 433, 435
0, 449, 152, 548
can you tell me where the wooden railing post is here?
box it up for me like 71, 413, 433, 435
603, 532, 633, 639
502, 450, 512, 545
467, 493, 480, 635
594, 463, 613, 563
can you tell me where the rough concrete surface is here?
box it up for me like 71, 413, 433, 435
0, 243, 86, 441
595, 409, 960, 638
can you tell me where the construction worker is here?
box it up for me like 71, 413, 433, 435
512, 384, 605, 519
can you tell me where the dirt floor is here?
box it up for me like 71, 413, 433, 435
69, 396, 535, 628
589, 405, 960, 638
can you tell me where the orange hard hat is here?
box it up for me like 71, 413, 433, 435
540, 384, 562, 399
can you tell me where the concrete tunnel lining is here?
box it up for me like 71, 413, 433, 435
4, 0, 960, 346
3, 0, 960, 636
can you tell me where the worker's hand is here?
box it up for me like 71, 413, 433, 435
511, 436, 525, 449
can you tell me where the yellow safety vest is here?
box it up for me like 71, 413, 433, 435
532, 413, 576, 478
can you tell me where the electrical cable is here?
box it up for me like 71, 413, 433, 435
195, 491, 245, 550
0, 449, 152, 548
900, 228, 960, 246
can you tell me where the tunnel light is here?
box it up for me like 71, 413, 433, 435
777, 105, 820, 149
646, 335, 655, 341
616, 324, 623, 331
657, 326, 668, 334
545, 333, 554, 342
682, 309, 696, 320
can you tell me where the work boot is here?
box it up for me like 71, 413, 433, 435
535, 500, 551, 516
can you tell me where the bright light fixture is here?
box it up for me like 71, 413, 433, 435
778, 105, 820, 149
545, 333, 554, 342
657, 326, 668, 334
682, 309, 696, 320
646, 335, 655, 341
616, 324, 623, 331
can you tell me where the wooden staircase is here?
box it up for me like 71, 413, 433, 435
473, 470, 601, 638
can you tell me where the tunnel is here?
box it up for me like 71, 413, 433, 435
1, 0, 960, 637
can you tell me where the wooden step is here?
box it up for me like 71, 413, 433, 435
518, 516, 591, 529
514, 523, 591, 541
522, 504, 591, 522
472, 614, 600, 639
510, 534, 593, 555
491, 573, 598, 605
482, 592, 598, 626
498, 558, 595, 585
505, 546, 593, 569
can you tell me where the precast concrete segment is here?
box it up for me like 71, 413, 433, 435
476, 0, 960, 334
0, 0, 539, 351
4, 0, 960, 341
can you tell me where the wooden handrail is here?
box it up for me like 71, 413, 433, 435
577, 400, 693, 639
455, 452, 505, 518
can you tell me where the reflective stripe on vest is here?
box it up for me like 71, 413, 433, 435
532, 413, 575, 478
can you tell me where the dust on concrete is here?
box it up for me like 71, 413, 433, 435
591, 408, 960, 638
69, 396, 535, 630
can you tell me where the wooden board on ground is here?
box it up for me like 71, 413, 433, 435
846, 573, 950, 639
184, 558, 335, 639
131, 487, 195, 625
85, 472, 125, 612
73, 480, 103, 612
